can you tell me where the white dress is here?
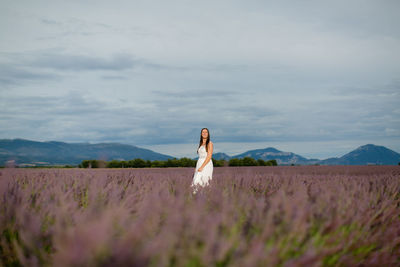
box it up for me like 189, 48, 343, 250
191, 145, 213, 192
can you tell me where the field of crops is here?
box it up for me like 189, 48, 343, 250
1, 166, 399, 266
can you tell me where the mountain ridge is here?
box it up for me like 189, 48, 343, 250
215, 144, 400, 165
1, 139, 399, 166
0, 138, 172, 166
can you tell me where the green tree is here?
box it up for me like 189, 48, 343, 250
242, 157, 258, 166
257, 159, 266, 166
79, 156, 248, 169
79, 160, 89, 168
271, 159, 278, 166
106, 160, 122, 168
165, 158, 180, 167
179, 157, 196, 167
266, 159, 278, 166
228, 158, 241, 166
212, 158, 225, 167
151, 160, 166, 168
79, 159, 106, 168
129, 158, 147, 168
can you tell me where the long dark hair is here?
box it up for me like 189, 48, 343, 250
197, 128, 210, 154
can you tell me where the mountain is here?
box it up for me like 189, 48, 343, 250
210, 145, 400, 166
212, 152, 231, 161
230, 147, 320, 165
0, 139, 173, 166
318, 144, 400, 165
1, 139, 399, 166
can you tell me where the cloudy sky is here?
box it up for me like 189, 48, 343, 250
1, 0, 399, 159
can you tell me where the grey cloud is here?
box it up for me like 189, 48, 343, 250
285, 90, 400, 142
1, 86, 398, 150
2, 50, 230, 77
0, 94, 105, 119
31, 53, 136, 71
223, 105, 280, 118
0, 63, 60, 86
101, 75, 128, 80
0, 92, 286, 145
40, 18, 62, 26
0, 50, 168, 86
329, 82, 400, 98
37, 15, 153, 39
164, 63, 249, 73
0, 94, 137, 142
151, 88, 240, 100
245, 0, 400, 38
1, 0, 399, 157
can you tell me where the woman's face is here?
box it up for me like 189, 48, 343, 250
201, 129, 208, 139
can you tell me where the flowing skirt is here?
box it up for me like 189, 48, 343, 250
191, 157, 213, 193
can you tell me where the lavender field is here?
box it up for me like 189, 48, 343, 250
1, 166, 399, 266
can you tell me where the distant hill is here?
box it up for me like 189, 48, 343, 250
211, 144, 400, 166
1, 139, 399, 166
212, 152, 231, 161
230, 147, 320, 165
318, 144, 400, 165
0, 139, 173, 166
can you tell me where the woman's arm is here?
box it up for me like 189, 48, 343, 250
198, 142, 213, 171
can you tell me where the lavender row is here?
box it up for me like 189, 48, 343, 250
0, 166, 399, 266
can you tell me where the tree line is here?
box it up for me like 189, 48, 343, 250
79, 157, 278, 168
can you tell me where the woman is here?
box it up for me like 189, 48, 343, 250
191, 128, 213, 193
